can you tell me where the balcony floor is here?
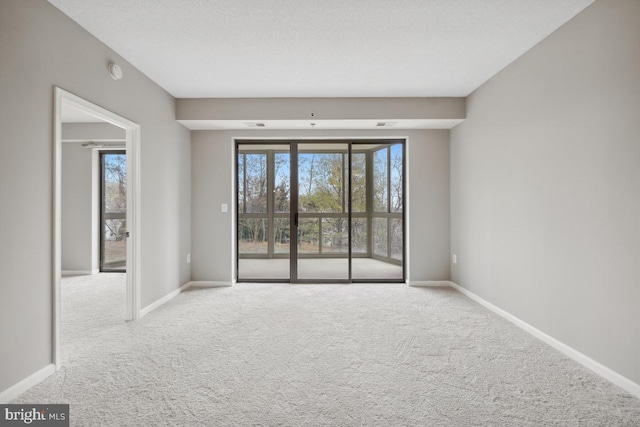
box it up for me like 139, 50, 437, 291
238, 257, 403, 281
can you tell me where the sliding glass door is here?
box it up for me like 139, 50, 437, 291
236, 140, 404, 283
292, 142, 350, 282
237, 144, 291, 280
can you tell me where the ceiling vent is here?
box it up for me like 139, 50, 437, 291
244, 122, 266, 128
376, 121, 397, 127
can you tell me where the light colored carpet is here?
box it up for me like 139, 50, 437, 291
14, 275, 640, 426
58, 273, 126, 365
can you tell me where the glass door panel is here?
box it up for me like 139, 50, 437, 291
352, 142, 404, 281
100, 151, 127, 272
294, 143, 350, 282
237, 144, 290, 281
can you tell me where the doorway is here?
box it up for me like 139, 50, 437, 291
54, 88, 141, 370
236, 140, 405, 283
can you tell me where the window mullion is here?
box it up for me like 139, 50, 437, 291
243, 154, 247, 214
387, 146, 392, 258
267, 151, 275, 259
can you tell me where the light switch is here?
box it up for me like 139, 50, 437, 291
221, 203, 228, 213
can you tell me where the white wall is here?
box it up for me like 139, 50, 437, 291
191, 129, 450, 284
451, 0, 640, 385
0, 0, 191, 393
61, 142, 94, 273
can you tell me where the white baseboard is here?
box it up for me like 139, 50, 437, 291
188, 281, 233, 288
139, 281, 232, 318
408, 280, 451, 287
61, 269, 98, 276
0, 364, 55, 403
448, 281, 640, 399
139, 282, 193, 318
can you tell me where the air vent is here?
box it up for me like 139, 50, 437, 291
244, 122, 266, 128
376, 121, 397, 127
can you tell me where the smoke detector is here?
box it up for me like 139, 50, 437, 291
108, 63, 123, 80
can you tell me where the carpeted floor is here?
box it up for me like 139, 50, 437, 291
14, 275, 640, 426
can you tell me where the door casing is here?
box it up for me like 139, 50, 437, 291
53, 88, 141, 371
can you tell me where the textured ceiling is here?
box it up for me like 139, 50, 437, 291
48, 0, 595, 98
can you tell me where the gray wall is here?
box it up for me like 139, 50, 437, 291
191, 129, 450, 284
177, 97, 465, 121
62, 122, 126, 141
0, 0, 191, 392
451, 0, 640, 384
61, 142, 94, 273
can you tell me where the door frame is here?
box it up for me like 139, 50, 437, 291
53, 88, 142, 370
234, 138, 406, 284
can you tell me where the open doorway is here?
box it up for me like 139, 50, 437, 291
54, 88, 140, 370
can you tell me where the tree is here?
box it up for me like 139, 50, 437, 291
237, 145, 402, 256
104, 154, 126, 241
390, 144, 403, 212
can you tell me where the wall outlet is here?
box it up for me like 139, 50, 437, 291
187, 254, 191, 264
221, 203, 228, 213
452, 254, 457, 264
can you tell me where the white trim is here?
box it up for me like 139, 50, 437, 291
140, 282, 193, 318
139, 281, 233, 318
0, 364, 55, 404
125, 125, 142, 322
408, 280, 450, 287
448, 281, 640, 399
61, 270, 99, 276
53, 90, 62, 371
53, 88, 142, 372
189, 281, 234, 288
91, 150, 100, 273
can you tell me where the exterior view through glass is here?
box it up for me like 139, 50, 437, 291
100, 151, 127, 272
236, 141, 404, 282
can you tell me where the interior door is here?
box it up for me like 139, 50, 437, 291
291, 142, 351, 283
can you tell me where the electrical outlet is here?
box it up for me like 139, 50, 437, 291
221, 203, 228, 213
187, 254, 191, 264
452, 254, 457, 264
